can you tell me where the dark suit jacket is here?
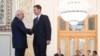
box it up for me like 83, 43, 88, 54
32, 14, 51, 45
54, 53, 64, 56
11, 17, 31, 48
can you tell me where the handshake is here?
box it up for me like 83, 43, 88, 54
26, 28, 33, 35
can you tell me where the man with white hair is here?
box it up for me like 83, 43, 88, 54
11, 10, 32, 56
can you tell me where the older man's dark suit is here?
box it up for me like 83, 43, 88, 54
32, 14, 51, 56
11, 17, 31, 56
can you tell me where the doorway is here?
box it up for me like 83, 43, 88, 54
57, 15, 98, 56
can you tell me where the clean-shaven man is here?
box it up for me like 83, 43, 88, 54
32, 5, 51, 56
11, 10, 32, 56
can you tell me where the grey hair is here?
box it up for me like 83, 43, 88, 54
15, 10, 23, 17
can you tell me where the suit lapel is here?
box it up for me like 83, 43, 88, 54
37, 14, 43, 25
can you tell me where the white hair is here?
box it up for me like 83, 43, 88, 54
15, 10, 23, 17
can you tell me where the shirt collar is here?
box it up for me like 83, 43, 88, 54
38, 13, 41, 19
35, 13, 41, 20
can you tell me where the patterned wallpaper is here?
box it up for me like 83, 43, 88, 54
0, 0, 12, 32
17, 0, 34, 28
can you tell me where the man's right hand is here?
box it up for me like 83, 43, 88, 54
26, 28, 33, 35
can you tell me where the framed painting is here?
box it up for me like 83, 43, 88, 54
0, 0, 12, 32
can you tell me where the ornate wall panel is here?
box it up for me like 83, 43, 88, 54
17, 0, 34, 28
0, 0, 12, 32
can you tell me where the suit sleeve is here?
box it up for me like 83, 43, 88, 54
44, 16, 51, 40
17, 21, 32, 35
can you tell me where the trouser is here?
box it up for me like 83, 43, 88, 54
33, 43, 47, 56
15, 48, 26, 56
